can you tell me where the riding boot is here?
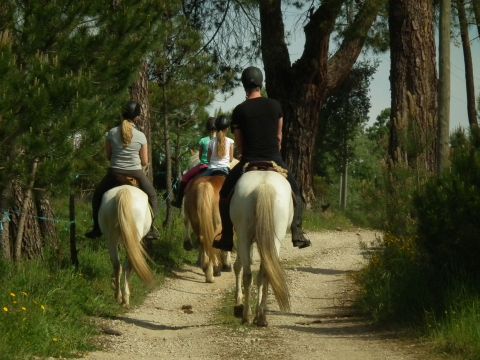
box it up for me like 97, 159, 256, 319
291, 194, 311, 249
212, 197, 234, 251
171, 182, 185, 208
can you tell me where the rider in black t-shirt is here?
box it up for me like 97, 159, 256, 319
213, 66, 311, 251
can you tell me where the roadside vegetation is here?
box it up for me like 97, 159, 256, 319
349, 130, 480, 360
0, 200, 192, 359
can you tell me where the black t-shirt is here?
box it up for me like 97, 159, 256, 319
231, 97, 283, 162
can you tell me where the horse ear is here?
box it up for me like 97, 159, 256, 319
190, 149, 196, 155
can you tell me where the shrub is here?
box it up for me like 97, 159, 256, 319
415, 130, 480, 284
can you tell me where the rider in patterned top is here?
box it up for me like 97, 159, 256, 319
172, 117, 216, 208
202, 115, 234, 177
213, 66, 311, 251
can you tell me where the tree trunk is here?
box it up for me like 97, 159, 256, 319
35, 189, 59, 251
259, 0, 383, 205
472, 0, 480, 39
456, 0, 478, 129
11, 180, 43, 260
340, 161, 348, 210
162, 75, 173, 226
388, 0, 438, 173
131, 62, 153, 181
281, 84, 326, 204
15, 159, 40, 261
0, 185, 12, 260
437, 0, 451, 173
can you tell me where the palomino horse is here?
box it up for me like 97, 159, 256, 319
231, 170, 293, 326
183, 174, 232, 283
98, 185, 154, 306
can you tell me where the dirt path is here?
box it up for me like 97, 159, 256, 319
83, 230, 435, 360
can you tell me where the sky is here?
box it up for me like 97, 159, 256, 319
208, 14, 480, 132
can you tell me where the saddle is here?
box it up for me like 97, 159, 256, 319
243, 161, 288, 178
111, 173, 140, 187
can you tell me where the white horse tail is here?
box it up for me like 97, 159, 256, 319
255, 183, 290, 312
117, 188, 154, 285
196, 181, 216, 262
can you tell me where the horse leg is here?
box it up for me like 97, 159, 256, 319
221, 251, 232, 272
122, 260, 132, 307
237, 238, 252, 324
255, 264, 269, 327
201, 244, 214, 283
183, 216, 195, 251
233, 254, 243, 318
108, 243, 122, 304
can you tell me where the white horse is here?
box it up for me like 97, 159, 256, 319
231, 170, 293, 326
98, 185, 154, 306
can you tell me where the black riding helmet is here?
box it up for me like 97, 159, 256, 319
206, 117, 216, 131
215, 115, 230, 131
123, 101, 141, 120
241, 66, 263, 90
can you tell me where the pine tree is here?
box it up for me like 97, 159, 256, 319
0, 1, 168, 260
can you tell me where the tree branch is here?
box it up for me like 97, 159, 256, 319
259, 0, 291, 92
327, 0, 383, 93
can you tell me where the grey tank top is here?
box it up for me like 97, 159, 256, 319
107, 125, 147, 170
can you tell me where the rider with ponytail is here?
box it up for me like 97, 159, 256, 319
202, 115, 234, 177
85, 101, 158, 239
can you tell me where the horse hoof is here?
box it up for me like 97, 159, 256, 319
213, 270, 222, 277
233, 305, 243, 318
183, 240, 193, 251
206, 278, 214, 284
254, 317, 268, 327
222, 264, 232, 272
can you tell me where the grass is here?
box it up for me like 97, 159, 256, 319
303, 208, 354, 232
0, 197, 195, 359
427, 289, 480, 360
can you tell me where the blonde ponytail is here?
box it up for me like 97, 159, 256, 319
216, 130, 227, 158
121, 120, 133, 147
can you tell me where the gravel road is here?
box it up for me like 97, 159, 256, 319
83, 230, 437, 360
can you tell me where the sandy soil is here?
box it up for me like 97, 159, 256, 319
82, 230, 439, 360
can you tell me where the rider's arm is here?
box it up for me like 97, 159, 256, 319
139, 144, 149, 166
277, 117, 283, 151
106, 139, 112, 161
198, 145, 204, 162
229, 141, 234, 162
234, 129, 243, 158
207, 146, 212, 162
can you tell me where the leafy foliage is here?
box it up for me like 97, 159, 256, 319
415, 129, 480, 283
0, 0, 168, 194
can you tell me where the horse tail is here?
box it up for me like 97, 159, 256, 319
117, 188, 154, 285
196, 182, 216, 262
255, 183, 290, 312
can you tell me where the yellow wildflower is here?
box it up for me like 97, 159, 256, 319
13, 300, 17, 304
52, 337, 59, 342
21, 307, 27, 311
40, 304, 46, 312
9, 292, 15, 297
2, 306, 8, 312
20, 291, 28, 296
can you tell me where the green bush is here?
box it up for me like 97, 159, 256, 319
354, 233, 432, 322
415, 130, 480, 284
